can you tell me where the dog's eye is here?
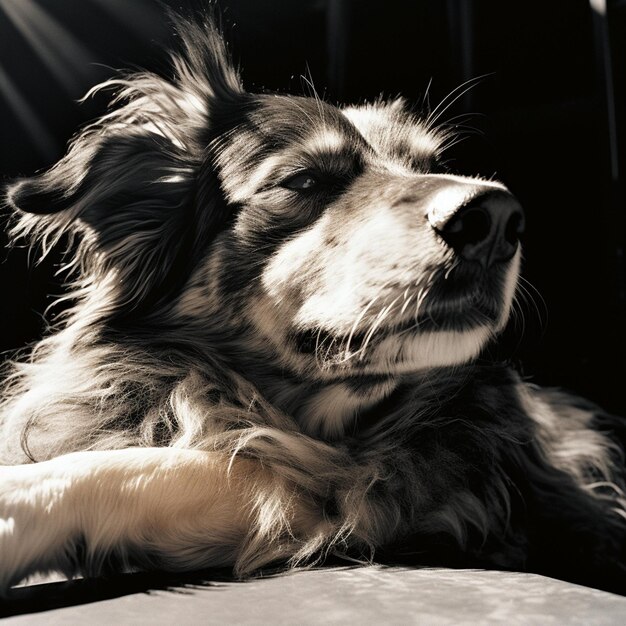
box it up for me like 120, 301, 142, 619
282, 172, 319, 191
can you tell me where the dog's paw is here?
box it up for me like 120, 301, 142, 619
0, 463, 75, 592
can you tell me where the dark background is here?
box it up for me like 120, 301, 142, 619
1, 0, 624, 413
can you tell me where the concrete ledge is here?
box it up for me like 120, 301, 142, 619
3, 566, 626, 624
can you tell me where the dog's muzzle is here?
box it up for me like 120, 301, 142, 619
429, 185, 525, 269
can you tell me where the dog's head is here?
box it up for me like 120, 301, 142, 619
6, 14, 523, 387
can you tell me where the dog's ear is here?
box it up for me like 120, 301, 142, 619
5, 12, 243, 311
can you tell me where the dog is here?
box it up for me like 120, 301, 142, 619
1, 11, 625, 594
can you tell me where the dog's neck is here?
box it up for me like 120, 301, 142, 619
277, 375, 399, 440
229, 348, 464, 440
217, 343, 394, 438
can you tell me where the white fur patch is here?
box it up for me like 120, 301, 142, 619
297, 380, 395, 439
365, 326, 492, 375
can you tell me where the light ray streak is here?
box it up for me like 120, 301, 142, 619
1, 0, 95, 97
90, 0, 164, 38
0, 65, 57, 160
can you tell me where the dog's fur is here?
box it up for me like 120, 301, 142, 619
1, 12, 625, 594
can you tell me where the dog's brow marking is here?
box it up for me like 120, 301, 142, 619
341, 106, 394, 136
227, 154, 286, 204
342, 106, 443, 165
303, 129, 348, 154
222, 128, 353, 205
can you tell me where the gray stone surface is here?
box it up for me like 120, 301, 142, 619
2, 566, 626, 624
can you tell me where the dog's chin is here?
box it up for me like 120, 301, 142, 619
362, 323, 494, 376
293, 310, 498, 378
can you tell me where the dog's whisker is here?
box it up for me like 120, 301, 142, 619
357, 294, 403, 359
514, 279, 546, 333
421, 77, 434, 115
518, 276, 548, 325
344, 281, 395, 355
438, 111, 484, 128
425, 74, 491, 130
438, 135, 472, 155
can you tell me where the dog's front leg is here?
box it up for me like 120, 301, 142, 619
0, 447, 272, 591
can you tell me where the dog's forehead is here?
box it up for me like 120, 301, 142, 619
342, 102, 443, 164
249, 95, 365, 151
244, 95, 442, 161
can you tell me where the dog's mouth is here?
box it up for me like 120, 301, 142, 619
293, 286, 500, 356
290, 259, 515, 370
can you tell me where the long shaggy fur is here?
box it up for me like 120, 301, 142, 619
1, 10, 625, 594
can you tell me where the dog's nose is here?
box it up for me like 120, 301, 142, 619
436, 190, 525, 268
